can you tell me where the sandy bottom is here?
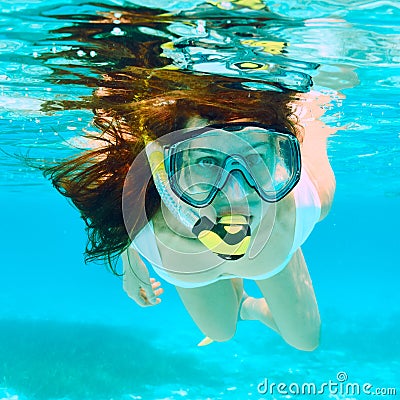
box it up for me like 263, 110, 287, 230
0, 312, 399, 400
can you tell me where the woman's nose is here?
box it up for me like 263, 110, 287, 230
221, 169, 253, 201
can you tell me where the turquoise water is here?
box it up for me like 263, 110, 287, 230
1, 1, 399, 399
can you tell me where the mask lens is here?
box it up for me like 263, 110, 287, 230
249, 134, 296, 199
167, 125, 300, 206
170, 145, 226, 204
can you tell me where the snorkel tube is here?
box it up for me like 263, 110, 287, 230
145, 140, 251, 260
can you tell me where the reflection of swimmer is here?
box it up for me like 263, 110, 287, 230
43, 68, 335, 350
207, 0, 267, 11
240, 40, 288, 55
159, 35, 313, 92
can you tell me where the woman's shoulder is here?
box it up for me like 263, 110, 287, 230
130, 220, 156, 252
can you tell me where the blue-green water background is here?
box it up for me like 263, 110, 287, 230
0, 0, 399, 399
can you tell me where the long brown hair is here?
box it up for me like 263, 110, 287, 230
42, 66, 302, 273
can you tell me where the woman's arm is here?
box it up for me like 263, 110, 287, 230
292, 92, 337, 221
121, 247, 164, 306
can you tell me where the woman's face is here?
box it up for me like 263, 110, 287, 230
160, 117, 273, 237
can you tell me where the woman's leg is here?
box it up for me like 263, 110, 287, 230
175, 278, 244, 342
255, 247, 321, 351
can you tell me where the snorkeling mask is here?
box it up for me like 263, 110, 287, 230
145, 122, 301, 260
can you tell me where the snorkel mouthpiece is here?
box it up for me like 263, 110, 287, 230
192, 215, 251, 260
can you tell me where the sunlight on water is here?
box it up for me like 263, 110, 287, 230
0, 0, 398, 194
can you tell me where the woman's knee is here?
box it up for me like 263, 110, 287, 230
202, 322, 237, 342
176, 280, 240, 342
281, 319, 321, 351
196, 305, 238, 342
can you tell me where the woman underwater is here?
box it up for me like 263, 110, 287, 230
43, 65, 336, 351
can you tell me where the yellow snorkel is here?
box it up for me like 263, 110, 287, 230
145, 139, 251, 260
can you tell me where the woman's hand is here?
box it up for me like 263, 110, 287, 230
137, 277, 164, 306
122, 249, 164, 307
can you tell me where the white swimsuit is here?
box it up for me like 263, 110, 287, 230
131, 166, 321, 288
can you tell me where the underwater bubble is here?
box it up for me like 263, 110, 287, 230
111, 27, 125, 36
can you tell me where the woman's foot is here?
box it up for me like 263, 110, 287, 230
239, 294, 269, 321
197, 336, 214, 346
239, 294, 279, 332
238, 291, 249, 321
